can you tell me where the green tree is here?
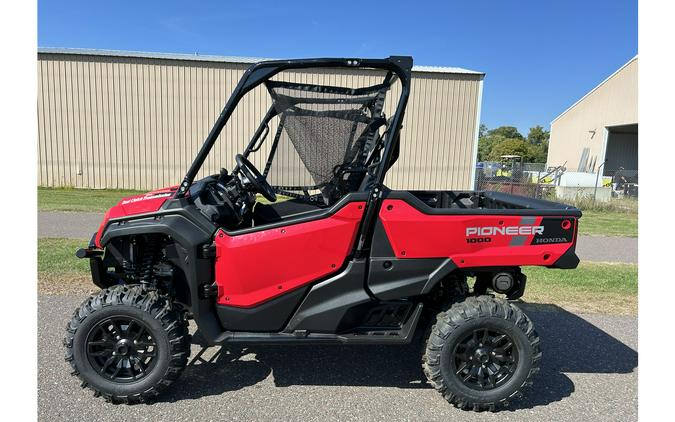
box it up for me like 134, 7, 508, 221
527, 125, 550, 145
478, 123, 489, 138
488, 126, 524, 140
477, 125, 549, 163
488, 138, 533, 162
528, 140, 549, 163
476, 124, 495, 162
477, 134, 503, 162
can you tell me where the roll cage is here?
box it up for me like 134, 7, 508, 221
174, 56, 413, 200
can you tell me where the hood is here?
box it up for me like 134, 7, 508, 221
94, 186, 178, 248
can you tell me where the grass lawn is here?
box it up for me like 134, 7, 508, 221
38, 237, 637, 315
578, 210, 638, 237
38, 187, 144, 212
38, 238, 97, 295
38, 187, 283, 212
521, 262, 637, 315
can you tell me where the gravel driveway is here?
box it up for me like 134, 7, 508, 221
39, 295, 637, 421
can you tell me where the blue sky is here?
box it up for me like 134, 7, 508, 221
38, 0, 637, 135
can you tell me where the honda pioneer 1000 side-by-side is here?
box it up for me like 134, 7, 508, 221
65, 56, 581, 411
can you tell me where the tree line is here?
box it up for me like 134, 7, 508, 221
477, 125, 550, 163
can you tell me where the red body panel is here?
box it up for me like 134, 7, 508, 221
214, 202, 366, 308
94, 186, 177, 247
378, 200, 576, 268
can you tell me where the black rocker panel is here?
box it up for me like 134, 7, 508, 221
284, 260, 373, 333
216, 286, 309, 332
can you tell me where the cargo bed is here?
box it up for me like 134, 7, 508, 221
385, 190, 582, 217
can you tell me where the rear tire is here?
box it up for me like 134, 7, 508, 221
422, 296, 540, 411
64, 285, 190, 403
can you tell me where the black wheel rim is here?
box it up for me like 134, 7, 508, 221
451, 327, 518, 390
85, 317, 158, 383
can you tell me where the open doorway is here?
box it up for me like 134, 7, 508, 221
604, 123, 638, 196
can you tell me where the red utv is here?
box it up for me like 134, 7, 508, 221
65, 56, 581, 411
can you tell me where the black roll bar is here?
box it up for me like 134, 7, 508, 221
174, 56, 413, 198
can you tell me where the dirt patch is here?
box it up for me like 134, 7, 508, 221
517, 295, 637, 316
38, 274, 99, 296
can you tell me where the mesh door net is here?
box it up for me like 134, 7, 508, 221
263, 80, 388, 204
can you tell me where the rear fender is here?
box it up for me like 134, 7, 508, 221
368, 219, 459, 300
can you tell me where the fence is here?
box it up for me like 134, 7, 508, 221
474, 163, 638, 202
474, 162, 551, 198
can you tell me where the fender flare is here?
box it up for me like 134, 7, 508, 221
420, 258, 458, 294
100, 212, 224, 343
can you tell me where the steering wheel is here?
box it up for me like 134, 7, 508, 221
235, 154, 277, 202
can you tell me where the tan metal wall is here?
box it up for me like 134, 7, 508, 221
547, 57, 638, 172
38, 52, 483, 191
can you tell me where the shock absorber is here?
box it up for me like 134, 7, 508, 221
121, 237, 138, 282
137, 236, 159, 285
122, 260, 135, 281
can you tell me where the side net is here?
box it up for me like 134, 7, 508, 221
263, 80, 389, 204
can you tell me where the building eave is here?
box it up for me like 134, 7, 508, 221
551, 55, 638, 125
38, 47, 484, 76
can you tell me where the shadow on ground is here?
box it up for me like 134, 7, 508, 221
156, 304, 637, 410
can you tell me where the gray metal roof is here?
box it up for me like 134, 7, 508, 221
38, 47, 484, 76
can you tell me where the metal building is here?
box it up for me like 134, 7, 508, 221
38, 48, 484, 191
547, 56, 638, 180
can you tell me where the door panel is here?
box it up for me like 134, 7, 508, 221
215, 202, 365, 307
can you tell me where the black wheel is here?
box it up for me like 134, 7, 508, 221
64, 285, 191, 403
422, 296, 540, 411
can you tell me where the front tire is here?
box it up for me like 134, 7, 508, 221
423, 296, 540, 411
64, 285, 190, 403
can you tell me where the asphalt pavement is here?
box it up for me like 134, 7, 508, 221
38, 212, 102, 240
574, 235, 637, 264
38, 295, 637, 422
38, 211, 638, 263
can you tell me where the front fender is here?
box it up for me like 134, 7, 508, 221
98, 210, 224, 343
